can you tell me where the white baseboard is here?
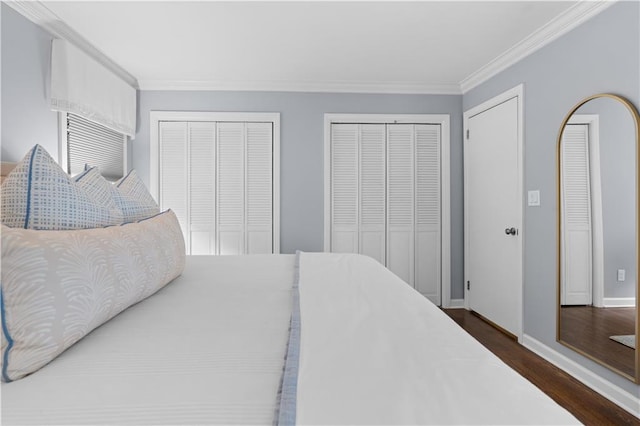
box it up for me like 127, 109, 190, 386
522, 334, 640, 419
603, 297, 636, 308
446, 299, 465, 309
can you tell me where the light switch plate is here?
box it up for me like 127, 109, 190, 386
528, 190, 540, 207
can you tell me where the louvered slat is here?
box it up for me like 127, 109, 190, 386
246, 123, 273, 254
332, 124, 359, 226
189, 122, 216, 254
359, 124, 386, 264
415, 124, 441, 303
415, 124, 441, 226
159, 122, 188, 246
386, 124, 415, 285
67, 113, 125, 180
246, 123, 273, 227
387, 124, 414, 227
360, 124, 386, 226
562, 125, 591, 226
331, 124, 359, 254
217, 122, 245, 254
561, 123, 593, 305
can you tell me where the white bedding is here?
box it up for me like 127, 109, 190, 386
2, 252, 579, 425
294, 252, 579, 425
1, 255, 295, 425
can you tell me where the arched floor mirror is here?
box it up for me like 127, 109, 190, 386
557, 93, 640, 383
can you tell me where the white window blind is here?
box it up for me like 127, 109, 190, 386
66, 113, 125, 180
51, 39, 136, 138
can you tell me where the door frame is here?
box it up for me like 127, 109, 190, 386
323, 113, 451, 307
463, 84, 524, 341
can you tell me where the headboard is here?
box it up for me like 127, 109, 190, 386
1, 162, 17, 184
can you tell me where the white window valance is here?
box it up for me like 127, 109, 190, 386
50, 39, 136, 138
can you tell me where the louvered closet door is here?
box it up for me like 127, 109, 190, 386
159, 122, 189, 246
359, 124, 386, 264
189, 122, 216, 255
415, 124, 441, 304
217, 122, 245, 255
246, 122, 274, 254
331, 124, 359, 253
561, 124, 593, 305
387, 124, 415, 285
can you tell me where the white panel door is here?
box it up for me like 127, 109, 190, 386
217, 122, 245, 255
561, 124, 593, 305
188, 122, 216, 255
415, 124, 441, 304
246, 122, 274, 254
387, 124, 415, 285
359, 124, 386, 264
159, 121, 188, 246
467, 96, 520, 337
331, 124, 359, 254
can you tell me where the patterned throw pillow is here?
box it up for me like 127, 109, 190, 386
0, 145, 123, 229
115, 170, 160, 222
75, 168, 160, 223
0, 209, 185, 382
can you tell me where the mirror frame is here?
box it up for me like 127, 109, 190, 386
556, 93, 640, 383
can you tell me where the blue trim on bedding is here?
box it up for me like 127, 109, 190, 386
136, 209, 169, 223
1, 289, 14, 383
276, 251, 302, 426
116, 169, 133, 188
23, 146, 38, 229
73, 167, 94, 182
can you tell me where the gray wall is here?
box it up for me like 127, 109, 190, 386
1, 3, 57, 162
136, 91, 465, 298
463, 1, 639, 394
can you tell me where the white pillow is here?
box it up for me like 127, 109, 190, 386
0, 209, 185, 382
0, 145, 123, 229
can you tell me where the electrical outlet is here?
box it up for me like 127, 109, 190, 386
617, 269, 626, 282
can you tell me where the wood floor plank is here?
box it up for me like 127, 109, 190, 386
560, 306, 635, 377
443, 309, 640, 426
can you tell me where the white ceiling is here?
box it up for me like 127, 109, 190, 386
36, 1, 593, 94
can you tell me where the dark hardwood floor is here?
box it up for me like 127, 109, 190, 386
560, 306, 635, 377
443, 309, 640, 426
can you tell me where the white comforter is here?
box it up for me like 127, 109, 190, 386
294, 252, 579, 425
2, 255, 295, 425
2, 252, 579, 425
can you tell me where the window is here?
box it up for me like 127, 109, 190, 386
59, 113, 127, 180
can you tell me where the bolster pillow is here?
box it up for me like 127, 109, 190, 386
0, 209, 185, 382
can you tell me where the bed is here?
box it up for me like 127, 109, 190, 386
0, 147, 580, 425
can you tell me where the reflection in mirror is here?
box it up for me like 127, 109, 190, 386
557, 94, 640, 383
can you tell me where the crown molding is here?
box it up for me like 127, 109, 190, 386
4, 0, 139, 89
137, 79, 462, 95
4, 0, 616, 96
460, 0, 616, 94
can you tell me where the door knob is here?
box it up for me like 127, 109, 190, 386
505, 227, 517, 236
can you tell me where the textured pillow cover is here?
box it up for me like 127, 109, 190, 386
0, 209, 185, 382
115, 169, 160, 222
0, 145, 123, 229
75, 167, 160, 223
